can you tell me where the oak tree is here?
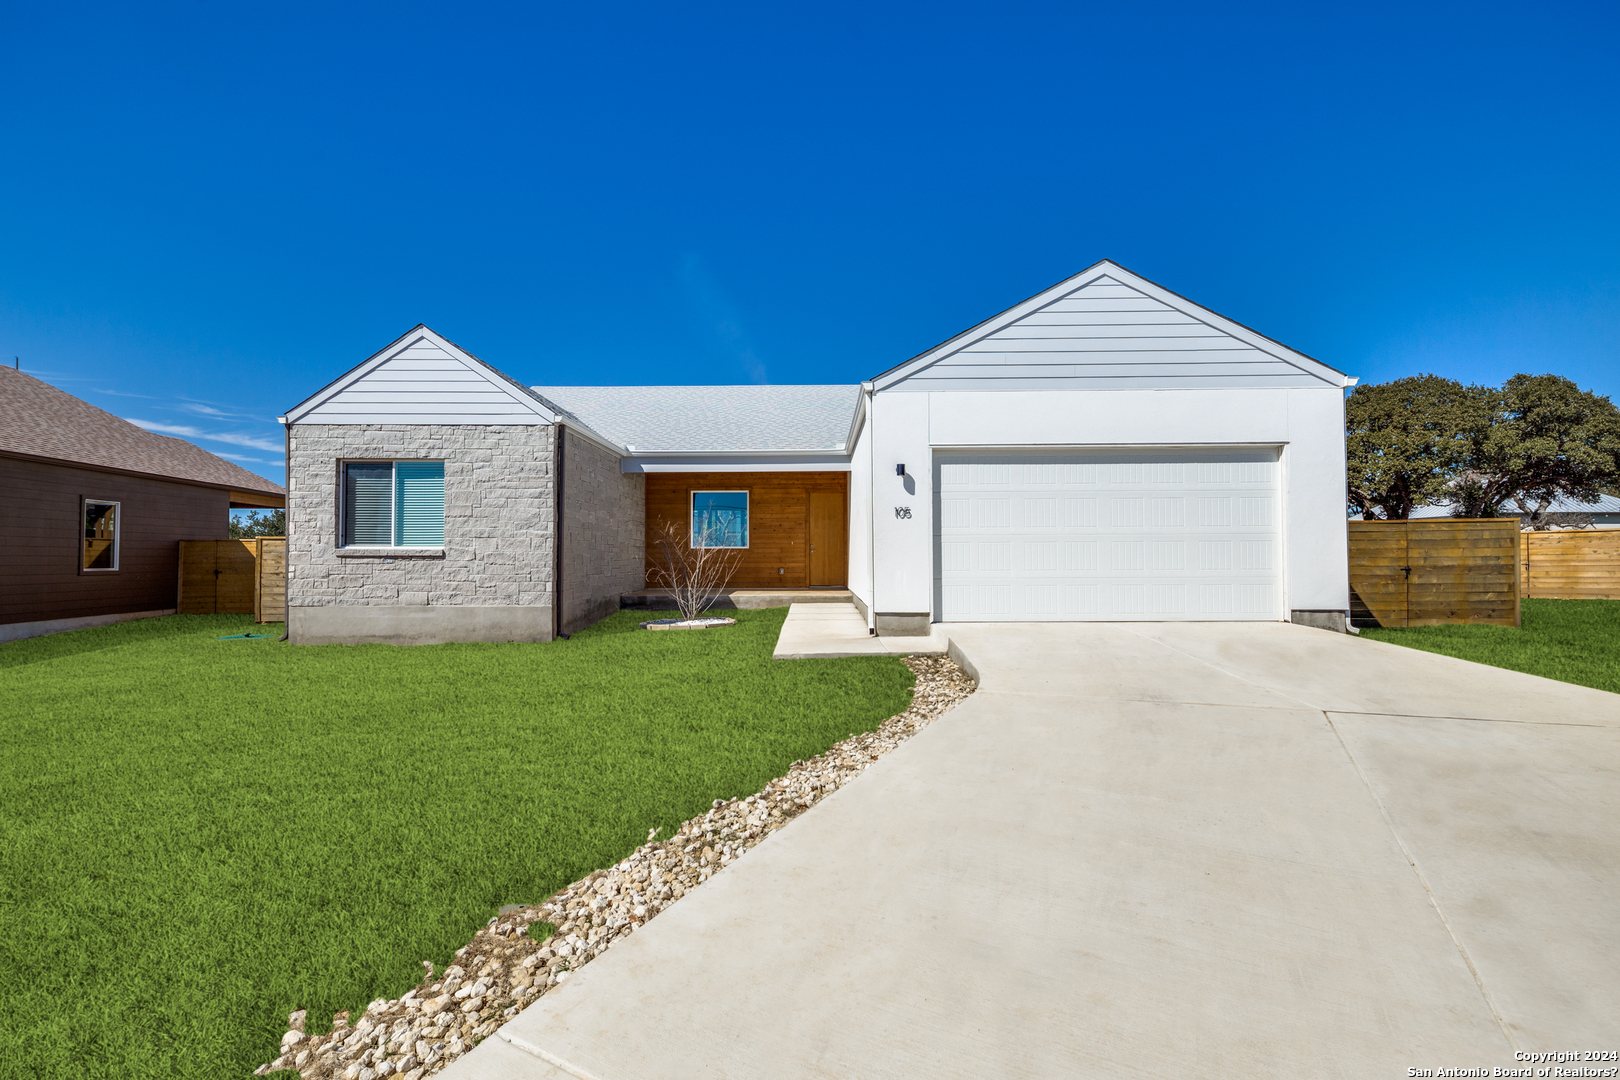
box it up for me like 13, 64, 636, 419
1459, 374, 1620, 524
1345, 375, 1492, 519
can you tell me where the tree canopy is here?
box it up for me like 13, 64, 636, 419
1461, 374, 1620, 524
228, 508, 285, 539
1345, 374, 1492, 520
1345, 373, 1620, 521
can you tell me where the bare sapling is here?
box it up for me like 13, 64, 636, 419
647, 518, 743, 621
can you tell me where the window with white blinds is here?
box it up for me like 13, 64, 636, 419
394, 461, 445, 545
344, 463, 394, 545
342, 461, 445, 547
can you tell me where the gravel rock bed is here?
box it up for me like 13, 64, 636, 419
255, 654, 975, 1079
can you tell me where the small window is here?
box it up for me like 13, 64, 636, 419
83, 499, 120, 571
342, 461, 445, 547
692, 490, 748, 548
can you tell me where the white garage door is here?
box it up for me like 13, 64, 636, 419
934, 449, 1281, 621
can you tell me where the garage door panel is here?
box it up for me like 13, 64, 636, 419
935, 449, 1281, 622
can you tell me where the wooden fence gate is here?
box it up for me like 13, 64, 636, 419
178, 538, 287, 623
1348, 519, 1521, 628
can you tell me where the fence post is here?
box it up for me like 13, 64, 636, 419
1513, 527, 1522, 627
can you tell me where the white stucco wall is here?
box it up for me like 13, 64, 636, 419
1282, 388, 1350, 612
847, 400, 875, 622
862, 387, 1350, 622
869, 392, 935, 623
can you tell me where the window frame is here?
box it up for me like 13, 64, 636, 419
81, 497, 122, 573
690, 489, 750, 549
338, 460, 445, 549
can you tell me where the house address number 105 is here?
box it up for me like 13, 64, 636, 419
894, 506, 912, 519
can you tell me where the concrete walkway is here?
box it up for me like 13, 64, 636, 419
770, 602, 947, 659
446, 623, 1620, 1079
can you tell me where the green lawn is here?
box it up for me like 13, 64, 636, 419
1361, 597, 1620, 694
0, 609, 913, 1080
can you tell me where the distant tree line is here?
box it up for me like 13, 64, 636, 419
1346, 373, 1620, 524
229, 508, 285, 539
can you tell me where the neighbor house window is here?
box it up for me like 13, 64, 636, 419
342, 461, 445, 547
691, 490, 748, 548
83, 499, 120, 571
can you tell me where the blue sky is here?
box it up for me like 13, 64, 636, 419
3, 1, 1617, 500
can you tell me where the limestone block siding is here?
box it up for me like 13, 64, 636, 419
286, 424, 555, 610
560, 428, 644, 633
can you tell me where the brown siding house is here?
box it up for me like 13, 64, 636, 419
0, 368, 285, 641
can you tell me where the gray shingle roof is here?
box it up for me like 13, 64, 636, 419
531, 385, 861, 453
0, 368, 284, 495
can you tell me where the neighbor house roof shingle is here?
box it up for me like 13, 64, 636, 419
1409, 493, 1620, 518
0, 367, 284, 496
531, 385, 862, 453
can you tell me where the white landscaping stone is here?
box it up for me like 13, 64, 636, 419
247, 655, 974, 1079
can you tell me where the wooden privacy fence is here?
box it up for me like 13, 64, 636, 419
1520, 529, 1620, 599
178, 538, 286, 623
1348, 519, 1520, 628
255, 539, 286, 623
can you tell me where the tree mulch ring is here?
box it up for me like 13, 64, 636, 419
638, 617, 738, 631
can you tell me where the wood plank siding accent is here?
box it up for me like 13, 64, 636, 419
1520, 530, 1620, 599
645, 472, 848, 589
0, 455, 229, 625
295, 337, 549, 425
1348, 519, 1520, 628
890, 275, 1328, 392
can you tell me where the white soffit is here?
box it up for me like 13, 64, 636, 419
282, 326, 560, 426
871, 261, 1353, 392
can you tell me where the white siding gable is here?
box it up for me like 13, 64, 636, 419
285, 327, 557, 426
875, 263, 1349, 392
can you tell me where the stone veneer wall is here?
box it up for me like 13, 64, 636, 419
286, 423, 556, 644
560, 428, 645, 634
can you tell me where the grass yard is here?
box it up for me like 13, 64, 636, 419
1361, 597, 1620, 694
0, 608, 914, 1080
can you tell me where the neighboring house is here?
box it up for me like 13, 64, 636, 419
279, 260, 1355, 645
1408, 495, 1620, 528
0, 367, 286, 642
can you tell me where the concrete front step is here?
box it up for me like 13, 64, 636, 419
773, 602, 948, 659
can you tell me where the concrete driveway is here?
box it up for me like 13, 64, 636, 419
446, 622, 1620, 1079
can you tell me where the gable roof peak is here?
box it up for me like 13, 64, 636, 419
869, 260, 1352, 391
281, 325, 559, 426
281, 326, 627, 452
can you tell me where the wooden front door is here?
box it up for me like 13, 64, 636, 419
807, 492, 847, 586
